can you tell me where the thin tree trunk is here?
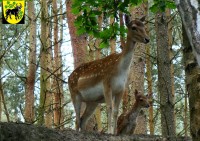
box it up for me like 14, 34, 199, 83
39, 0, 52, 127
58, 0, 64, 129
44, 5, 53, 128
53, 0, 62, 128
155, 12, 176, 140
166, 9, 176, 132
24, 1, 36, 123
146, 21, 154, 135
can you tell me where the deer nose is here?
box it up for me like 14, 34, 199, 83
144, 38, 150, 43
146, 104, 150, 108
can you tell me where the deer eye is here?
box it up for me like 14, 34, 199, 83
132, 26, 137, 31
139, 98, 143, 101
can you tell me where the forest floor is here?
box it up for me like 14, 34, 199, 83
0, 122, 191, 141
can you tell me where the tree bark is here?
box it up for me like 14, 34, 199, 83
175, 0, 200, 66
53, 0, 63, 128
66, 0, 87, 68
129, 3, 148, 134
155, 12, 176, 140
183, 24, 200, 141
24, 1, 36, 123
66, 0, 88, 130
146, 27, 154, 135
39, 0, 52, 127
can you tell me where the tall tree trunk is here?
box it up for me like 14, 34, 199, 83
24, 1, 36, 123
145, 18, 154, 135
183, 24, 200, 141
66, 0, 87, 68
53, 0, 62, 128
58, 0, 64, 129
66, 0, 88, 130
166, 9, 176, 131
155, 12, 176, 140
0, 22, 2, 122
129, 3, 148, 134
39, 0, 52, 127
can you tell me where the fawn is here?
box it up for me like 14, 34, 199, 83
117, 89, 150, 135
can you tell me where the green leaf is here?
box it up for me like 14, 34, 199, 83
76, 28, 86, 35
150, 4, 158, 13
99, 41, 109, 49
71, 8, 80, 14
166, 1, 176, 9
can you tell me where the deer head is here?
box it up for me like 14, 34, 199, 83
134, 89, 150, 108
125, 14, 149, 44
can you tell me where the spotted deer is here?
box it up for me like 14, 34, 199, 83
68, 14, 149, 134
117, 89, 150, 135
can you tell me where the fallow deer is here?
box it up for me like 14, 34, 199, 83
68, 14, 149, 134
117, 89, 150, 135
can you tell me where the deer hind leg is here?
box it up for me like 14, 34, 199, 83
113, 91, 123, 134
80, 102, 98, 130
103, 82, 113, 134
72, 93, 81, 131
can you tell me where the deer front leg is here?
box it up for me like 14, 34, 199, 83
113, 91, 123, 134
103, 81, 113, 134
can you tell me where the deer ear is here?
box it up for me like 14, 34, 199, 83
140, 16, 146, 22
125, 14, 131, 26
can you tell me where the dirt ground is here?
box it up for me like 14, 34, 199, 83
0, 122, 191, 141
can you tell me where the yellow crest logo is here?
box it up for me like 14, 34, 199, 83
2, 0, 25, 24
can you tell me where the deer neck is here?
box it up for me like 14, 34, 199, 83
119, 36, 136, 70
129, 102, 142, 119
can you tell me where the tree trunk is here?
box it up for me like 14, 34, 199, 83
129, 3, 148, 134
66, 0, 88, 130
166, 9, 176, 131
183, 24, 200, 141
39, 0, 52, 127
175, 0, 200, 66
52, 0, 62, 128
146, 21, 154, 135
66, 0, 87, 68
155, 12, 176, 140
58, 0, 65, 129
24, 1, 36, 123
